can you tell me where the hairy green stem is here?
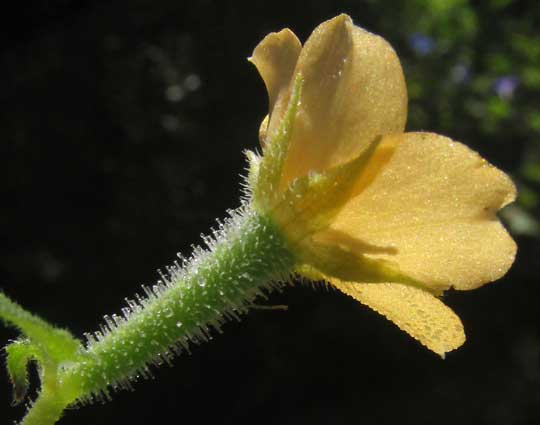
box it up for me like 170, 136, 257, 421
55, 208, 295, 406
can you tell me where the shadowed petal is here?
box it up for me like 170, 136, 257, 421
326, 132, 517, 291
330, 280, 465, 357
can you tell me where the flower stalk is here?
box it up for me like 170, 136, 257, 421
64, 208, 294, 401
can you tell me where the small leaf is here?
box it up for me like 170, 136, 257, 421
5, 339, 40, 405
0, 292, 82, 364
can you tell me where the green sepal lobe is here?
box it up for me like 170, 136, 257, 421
251, 73, 303, 209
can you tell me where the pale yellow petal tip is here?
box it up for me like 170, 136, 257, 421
249, 28, 302, 123
248, 28, 299, 59
248, 27, 301, 76
365, 293, 466, 358
421, 319, 466, 359
321, 13, 353, 28
329, 280, 466, 357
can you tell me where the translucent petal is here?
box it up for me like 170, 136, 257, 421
249, 28, 301, 145
273, 14, 407, 186
326, 132, 517, 291
299, 239, 424, 289
330, 280, 465, 357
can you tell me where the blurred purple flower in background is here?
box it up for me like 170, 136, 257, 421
493, 75, 520, 99
408, 33, 436, 56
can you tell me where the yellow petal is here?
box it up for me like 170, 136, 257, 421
326, 132, 517, 291
271, 14, 407, 186
258, 114, 269, 145
249, 28, 301, 145
329, 280, 465, 357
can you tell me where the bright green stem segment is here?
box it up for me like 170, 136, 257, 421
21, 362, 68, 425
58, 209, 295, 404
21, 396, 65, 425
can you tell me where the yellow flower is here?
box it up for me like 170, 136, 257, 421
247, 14, 516, 357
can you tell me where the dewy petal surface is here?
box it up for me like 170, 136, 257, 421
329, 280, 465, 357
325, 132, 517, 291
274, 14, 407, 186
249, 28, 301, 145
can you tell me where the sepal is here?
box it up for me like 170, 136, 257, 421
251, 73, 303, 209
272, 136, 387, 242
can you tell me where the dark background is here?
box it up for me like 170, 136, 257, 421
1, 1, 540, 424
